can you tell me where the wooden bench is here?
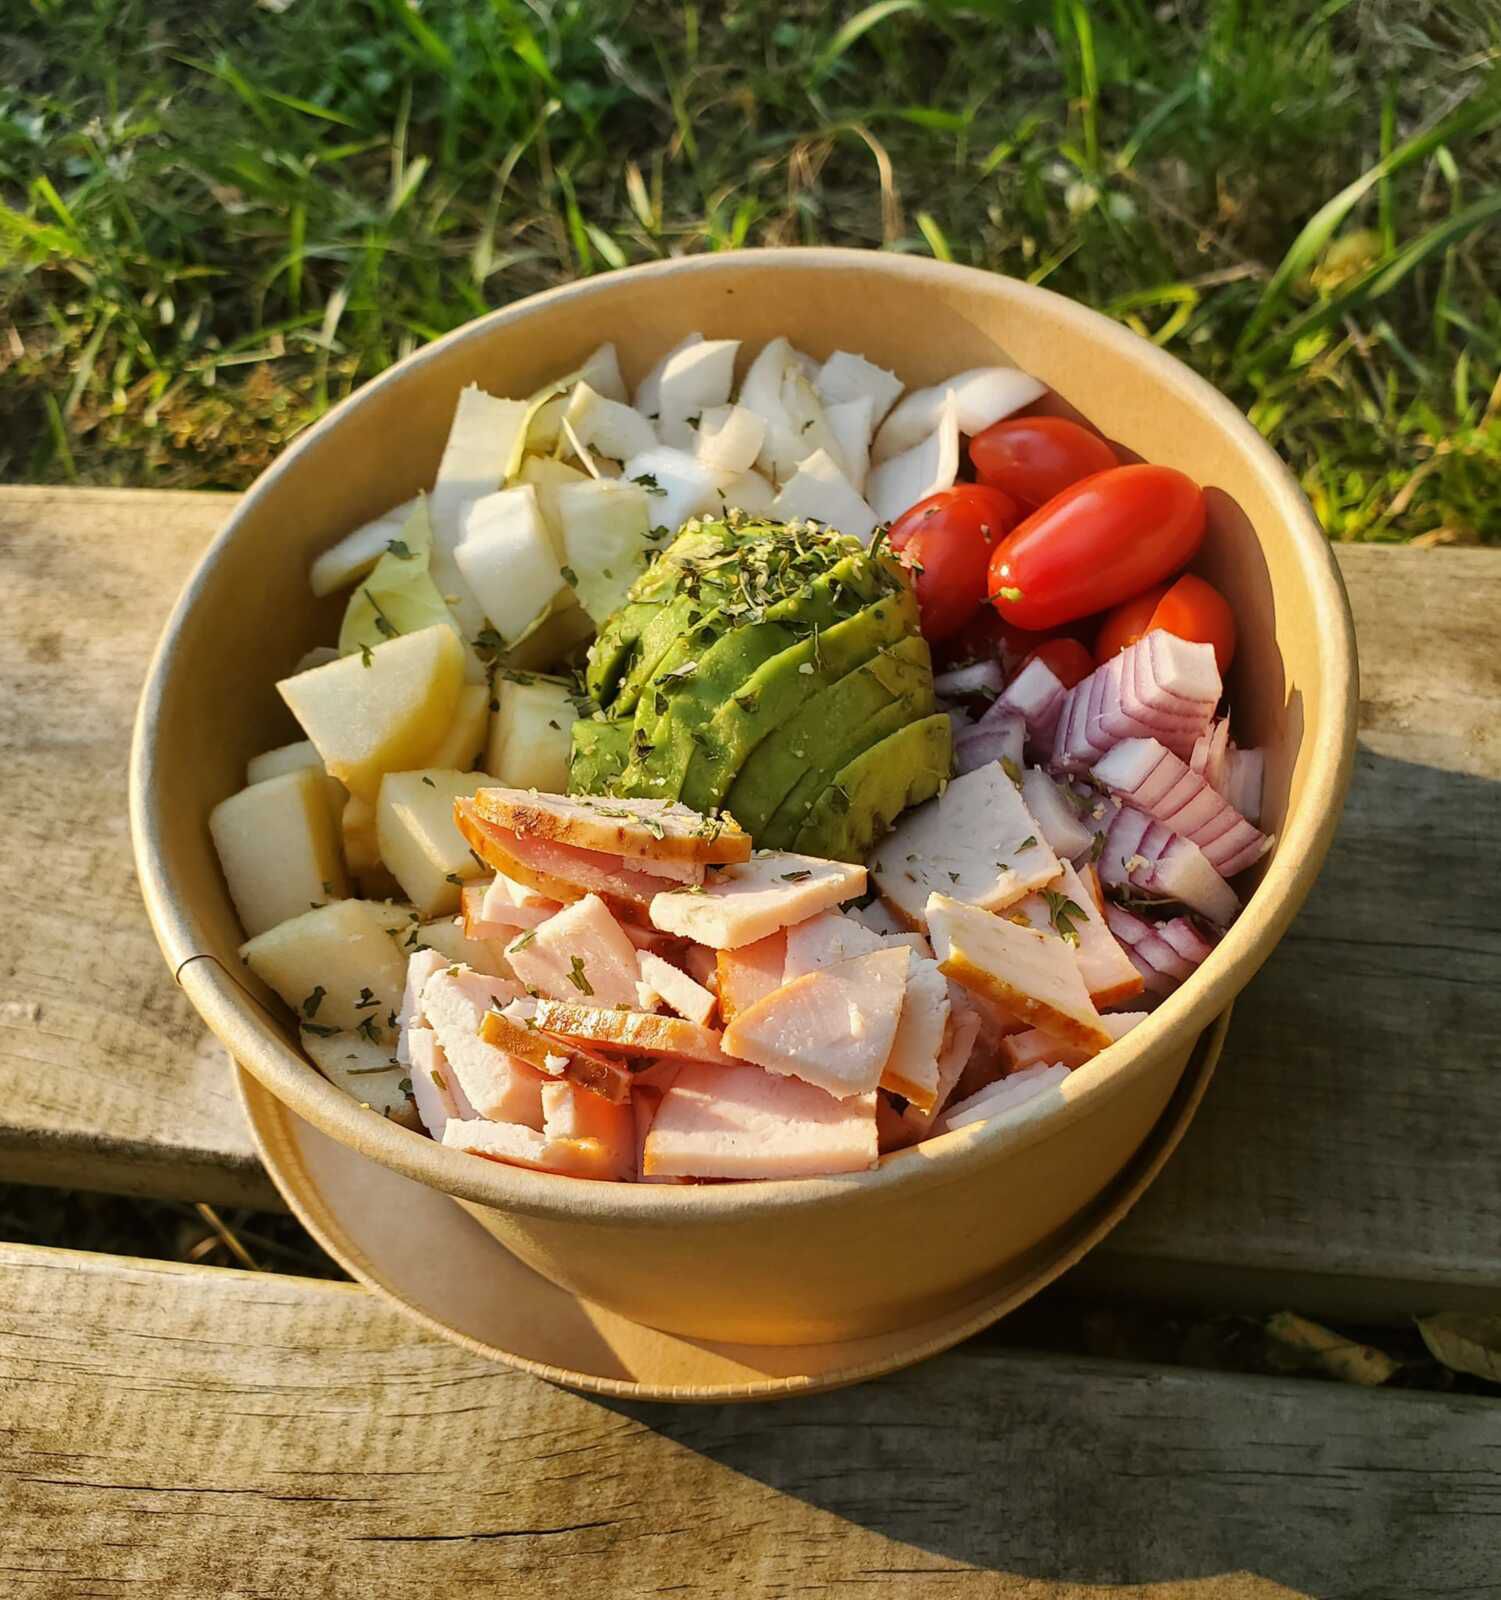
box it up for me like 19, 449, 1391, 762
2, 486, 1498, 1594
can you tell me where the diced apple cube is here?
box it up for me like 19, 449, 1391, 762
771, 448, 879, 545
454, 485, 564, 645
300, 1025, 419, 1128
277, 623, 464, 803
210, 767, 348, 939
556, 479, 654, 624
422, 684, 490, 773
483, 675, 577, 792
657, 339, 740, 448
694, 405, 767, 474
308, 498, 420, 599
241, 898, 410, 1032
375, 768, 489, 917
563, 381, 659, 465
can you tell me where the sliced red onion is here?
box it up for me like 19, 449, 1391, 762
1098, 805, 1240, 926
955, 708, 1025, 775
997, 656, 1068, 745
934, 660, 1006, 701
1091, 737, 1268, 881
1055, 634, 1219, 769
1157, 915, 1217, 965
1106, 905, 1215, 992
1147, 630, 1222, 708
1225, 747, 1264, 824
1021, 767, 1093, 858
1190, 717, 1232, 792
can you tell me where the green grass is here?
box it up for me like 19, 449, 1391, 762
2, 0, 1499, 542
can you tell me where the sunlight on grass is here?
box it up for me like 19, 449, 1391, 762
1, 0, 1498, 542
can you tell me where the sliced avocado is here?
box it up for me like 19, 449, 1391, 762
568, 716, 631, 791
584, 519, 743, 707
680, 587, 917, 814
614, 551, 887, 803
748, 634, 935, 845
792, 712, 952, 863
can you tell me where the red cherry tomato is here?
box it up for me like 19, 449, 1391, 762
1019, 635, 1095, 689
969, 417, 1119, 510
987, 464, 1206, 631
1093, 582, 1171, 666
888, 485, 1020, 642
1148, 574, 1237, 673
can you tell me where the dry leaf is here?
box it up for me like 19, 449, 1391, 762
1265, 1311, 1398, 1386
1417, 1313, 1501, 1384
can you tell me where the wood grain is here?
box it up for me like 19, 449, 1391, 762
0, 489, 272, 1206
2, 1240, 1498, 1600
1, 489, 1498, 1310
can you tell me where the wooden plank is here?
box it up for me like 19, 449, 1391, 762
0, 488, 273, 1206
1, 487, 1498, 1310
1090, 547, 1501, 1312
2, 1241, 1498, 1599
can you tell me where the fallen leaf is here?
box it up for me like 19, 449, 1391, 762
1417, 1313, 1501, 1384
1265, 1311, 1398, 1386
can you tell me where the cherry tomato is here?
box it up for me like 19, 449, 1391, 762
1093, 582, 1171, 666
1148, 574, 1237, 673
969, 417, 1119, 510
888, 485, 1020, 642
1018, 635, 1095, 689
987, 464, 1206, 631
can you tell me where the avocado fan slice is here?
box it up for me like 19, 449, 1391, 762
584, 518, 747, 708
568, 716, 632, 792
679, 586, 917, 815
612, 549, 888, 803
750, 634, 936, 846
585, 515, 796, 710
791, 711, 953, 863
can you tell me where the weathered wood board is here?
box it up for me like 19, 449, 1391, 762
1, 1241, 1498, 1600
1, 489, 1498, 1311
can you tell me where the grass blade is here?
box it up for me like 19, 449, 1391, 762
1240, 192, 1501, 372
914, 211, 953, 262
813, 0, 921, 79
1238, 92, 1501, 350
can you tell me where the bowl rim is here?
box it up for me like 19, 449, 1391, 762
130, 246, 1358, 1225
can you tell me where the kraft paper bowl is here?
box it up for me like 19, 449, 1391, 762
131, 249, 1357, 1351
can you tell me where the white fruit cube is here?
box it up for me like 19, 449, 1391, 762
210, 768, 348, 938
485, 675, 577, 791
556, 479, 654, 623
241, 898, 410, 1033
694, 405, 767, 474
771, 449, 879, 544
517, 456, 589, 556
277, 623, 464, 802
300, 1026, 418, 1128
423, 683, 490, 772
563, 382, 659, 465
308, 499, 419, 598
454, 485, 565, 645
376, 768, 490, 916
656, 339, 740, 447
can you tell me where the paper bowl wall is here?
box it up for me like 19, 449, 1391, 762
131, 249, 1356, 1348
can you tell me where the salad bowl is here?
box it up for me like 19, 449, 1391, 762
131, 248, 1356, 1351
